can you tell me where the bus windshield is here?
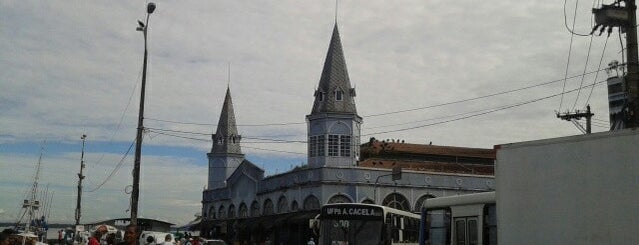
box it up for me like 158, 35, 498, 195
320, 218, 383, 245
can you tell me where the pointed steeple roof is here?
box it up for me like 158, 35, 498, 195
211, 87, 242, 155
311, 24, 357, 114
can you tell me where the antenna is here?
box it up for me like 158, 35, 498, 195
335, 0, 339, 23
228, 62, 231, 88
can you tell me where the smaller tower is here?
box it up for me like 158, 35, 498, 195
207, 87, 244, 189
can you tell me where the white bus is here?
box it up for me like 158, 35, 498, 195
418, 192, 496, 245
312, 203, 421, 245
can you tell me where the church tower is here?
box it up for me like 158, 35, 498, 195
306, 24, 362, 167
207, 87, 244, 189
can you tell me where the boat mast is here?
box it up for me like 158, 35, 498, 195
22, 145, 44, 245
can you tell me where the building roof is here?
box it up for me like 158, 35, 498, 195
226, 159, 264, 185
361, 139, 496, 160
310, 24, 357, 115
359, 139, 495, 175
211, 87, 242, 155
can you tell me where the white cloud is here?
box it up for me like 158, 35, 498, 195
0, 0, 618, 223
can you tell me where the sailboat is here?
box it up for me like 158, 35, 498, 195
13, 146, 51, 245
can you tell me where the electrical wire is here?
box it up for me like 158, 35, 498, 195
584, 35, 610, 107
90, 65, 143, 168
84, 139, 136, 192
147, 130, 307, 155
146, 117, 306, 127
147, 74, 603, 154
563, 0, 591, 37
146, 67, 611, 127
148, 76, 607, 142
571, 34, 595, 110
145, 127, 307, 143
364, 79, 608, 137
559, 0, 580, 112
242, 146, 305, 155
364, 69, 609, 118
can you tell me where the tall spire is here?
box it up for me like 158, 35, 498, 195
211, 87, 242, 155
311, 23, 357, 114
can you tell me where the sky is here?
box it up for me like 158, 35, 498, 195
0, 0, 624, 225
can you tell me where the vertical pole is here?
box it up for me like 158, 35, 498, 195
586, 105, 593, 134
131, 14, 149, 226
626, 0, 639, 127
75, 135, 86, 226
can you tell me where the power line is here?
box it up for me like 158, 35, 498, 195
584, 35, 610, 107
563, 0, 592, 37
148, 78, 607, 141
365, 69, 609, 118
559, 0, 581, 111
85, 139, 136, 193
147, 130, 307, 155
242, 146, 305, 155
146, 68, 610, 127
571, 33, 595, 110
145, 127, 307, 143
145, 117, 306, 127
90, 65, 143, 168
364, 79, 608, 137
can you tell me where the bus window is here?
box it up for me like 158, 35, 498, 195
468, 219, 478, 245
455, 219, 466, 245
454, 217, 479, 245
483, 204, 497, 245
425, 209, 451, 245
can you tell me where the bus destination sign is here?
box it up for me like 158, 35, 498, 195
321, 205, 384, 220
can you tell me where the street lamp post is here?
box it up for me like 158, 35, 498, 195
75, 134, 87, 226
131, 2, 156, 226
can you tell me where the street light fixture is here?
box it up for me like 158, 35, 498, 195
131, 2, 156, 227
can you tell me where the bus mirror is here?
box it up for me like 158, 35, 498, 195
309, 218, 319, 234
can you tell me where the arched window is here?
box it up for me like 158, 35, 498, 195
414, 194, 437, 212
303, 195, 320, 210
291, 201, 299, 212
238, 202, 248, 218
263, 199, 274, 215
208, 206, 216, 220
218, 205, 226, 219
361, 198, 374, 204
250, 201, 260, 217
277, 196, 288, 214
228, 204, 236, 219
328, 194, 352, 204
382, 193, 411, 211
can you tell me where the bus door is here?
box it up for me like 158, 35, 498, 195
453, 217, 478, 245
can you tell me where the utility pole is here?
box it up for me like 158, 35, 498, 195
593, 0, 639, 128
625, 0, 639, 127
132, 2, 156, 226
75, 134, 86, 226
557, 105, 594, 134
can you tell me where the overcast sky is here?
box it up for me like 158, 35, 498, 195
0, 0, 622, 225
